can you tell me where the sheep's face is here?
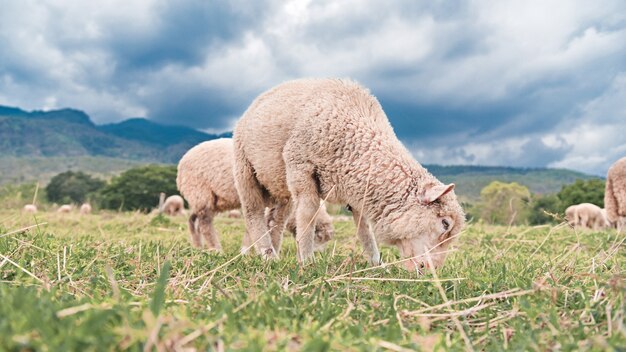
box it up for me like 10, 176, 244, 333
564, 206, 577, 225
377, 183, 465, 272
314, 210, 334, 248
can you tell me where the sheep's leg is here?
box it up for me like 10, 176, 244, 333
188, 213, 202, 248
266, 202, 291, 255
285, 163, 320, 264
240, 229, 254, 254
198, 208, 222, 252
234, 153, 276, 258
351, 208, 381, 265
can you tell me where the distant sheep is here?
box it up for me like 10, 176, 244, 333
605, 157, 626, 231
57, 204, 72, 213
177, 139, 334, 252
23, 204, 37, 213
565, 203, 609, 230
80, 203, 92, 215
233, 78, 465, 270
161, 195, 184, 216
575, 203, 606, 230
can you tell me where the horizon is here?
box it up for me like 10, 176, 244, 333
1, 2, 625, 176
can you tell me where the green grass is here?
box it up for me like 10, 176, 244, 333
0, 210, 624, 351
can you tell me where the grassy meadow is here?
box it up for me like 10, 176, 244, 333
0, 209, 624, 351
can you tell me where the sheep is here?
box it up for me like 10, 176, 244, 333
176, 138, 334, 251
80, 203, 92, 215
575, 203, 606, 230
605, 156, 626, 232
233, 78, 465, 270
161, 195, 185, 216
57, 204, 72, 213
23, 204, 37, 213
565, 203, 609, 230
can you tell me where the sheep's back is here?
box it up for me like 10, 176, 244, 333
177, 139, 240, 212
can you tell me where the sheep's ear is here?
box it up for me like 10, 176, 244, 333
419, 183, 455, 204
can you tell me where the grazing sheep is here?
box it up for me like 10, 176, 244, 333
575, 203, 606, 230
80, 203, 92, 215
177, 139, 334, 251
161, 195, 185, 216
57, 204, 72, 213
233, 78, 465, 270
23, 204, 37, 213
605, 157, 626, 231
565, 203, 609, 230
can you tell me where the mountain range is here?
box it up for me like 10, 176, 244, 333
0, 105, 597, 199
0, 105, 229, 163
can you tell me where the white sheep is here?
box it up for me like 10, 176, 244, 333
57, 204, 72, 213
80, 203, 92, 215
565, 203, 609, 230
575, 203, 606, 230
233, 78, 465, 270
176, 139, 334, 251
605, 156, 626, 231
161, 195, 185, 216
23, 204, 38, 213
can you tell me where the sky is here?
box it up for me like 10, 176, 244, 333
1, 0, 625, 175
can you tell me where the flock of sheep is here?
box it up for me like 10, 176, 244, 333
19, 78, 626, 272
22, 202, 92, 215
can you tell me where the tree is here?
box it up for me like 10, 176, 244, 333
98, 165, 178, 212
557, 179, 605, 211
479, 181, 531, 225
45, 171, 105, 204
529, 194, 561, 225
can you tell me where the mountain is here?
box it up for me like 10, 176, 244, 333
0, 105, 600, 198
0, 105, 224, 163
99, 118, 231, 147
425, 165, 597, 201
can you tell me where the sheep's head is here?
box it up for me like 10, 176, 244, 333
376, 182, 465, 272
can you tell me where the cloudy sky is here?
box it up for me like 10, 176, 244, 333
1, 0, 626, 175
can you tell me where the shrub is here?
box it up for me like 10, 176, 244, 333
529, 194, 561, 225
478, 181, 531, 225
45, 171, 105, 204
98, 165, 178, 212
557, 179, 605, 211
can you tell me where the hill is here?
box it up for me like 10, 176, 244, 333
426, 165, 598, 201
0, 105, 225, 163
0, 104, 599, 198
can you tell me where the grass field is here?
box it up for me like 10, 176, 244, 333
0, 210, 624, 351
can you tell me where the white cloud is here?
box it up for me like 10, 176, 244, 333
1, 0, 626, 174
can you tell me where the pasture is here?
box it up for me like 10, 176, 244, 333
0, 210, 624, 350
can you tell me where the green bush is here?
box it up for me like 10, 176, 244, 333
98, 165, 178, 212
529, 193, 561, 225
556, 179, 605, 211
0, 182, 47, 210
478, 181, 531, 225
45, 171, 105, 204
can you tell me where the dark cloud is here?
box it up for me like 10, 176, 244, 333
1, 1, 626, 174
104, 1, 273, 71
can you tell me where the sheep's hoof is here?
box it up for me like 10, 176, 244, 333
368, 253, 383, 266
262, 248, 278, 260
